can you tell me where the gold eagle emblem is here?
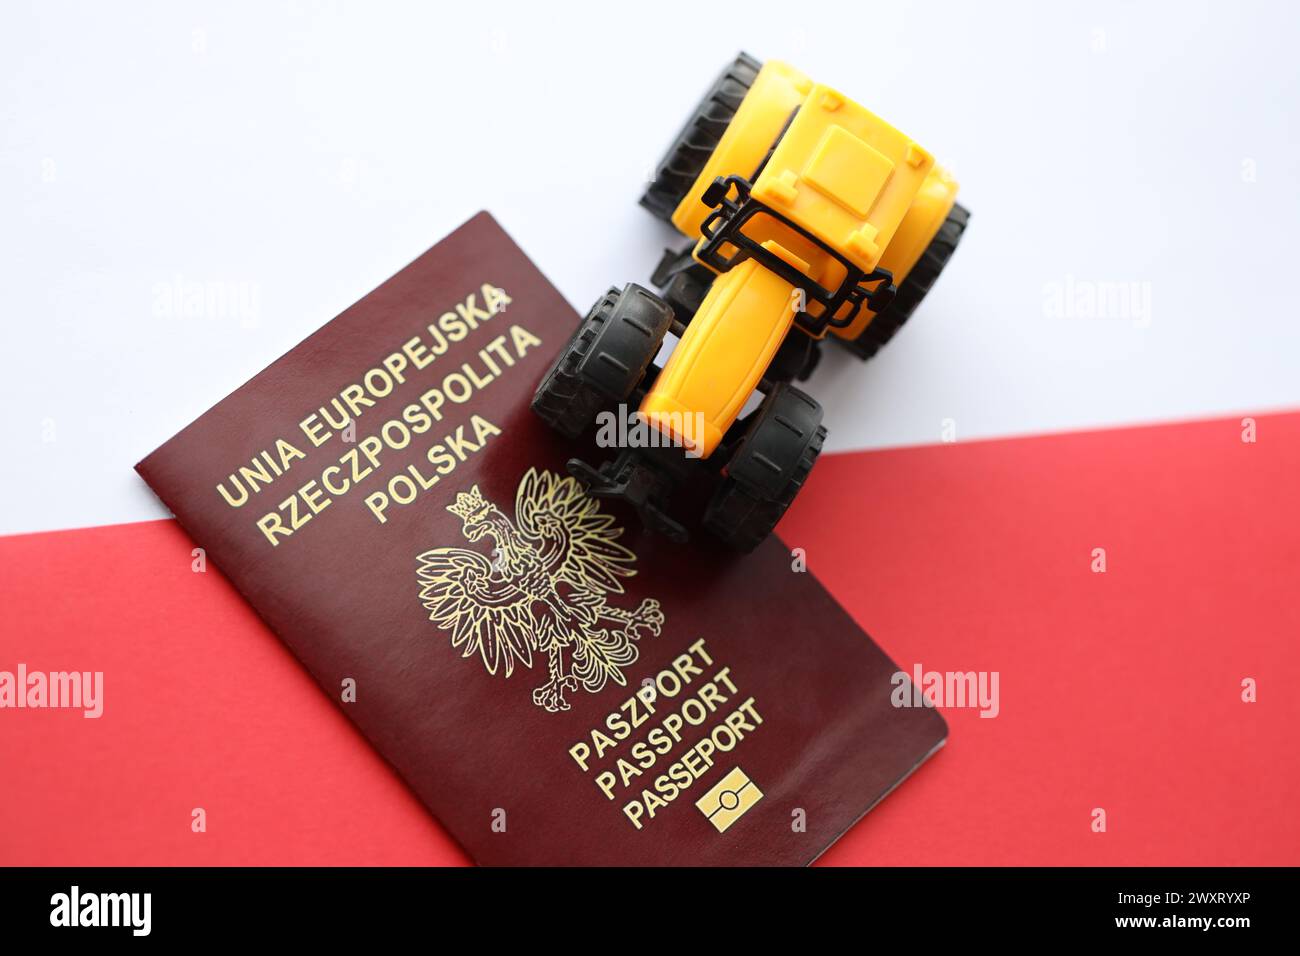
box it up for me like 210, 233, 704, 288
417, 468, 664, 712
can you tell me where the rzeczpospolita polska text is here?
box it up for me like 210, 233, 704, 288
211, 284, 541, 547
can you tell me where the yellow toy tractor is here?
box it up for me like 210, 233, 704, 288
532, 53, 968, 550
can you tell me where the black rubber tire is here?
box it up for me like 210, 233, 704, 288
531, 284, 672, 439
837, 202, 970, 360
531, 287, 621, 439
703, 386, 826, 552
640, 52, 762, 223
704, 427, 824, 552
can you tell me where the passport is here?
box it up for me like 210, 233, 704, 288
135, 212, 947, 866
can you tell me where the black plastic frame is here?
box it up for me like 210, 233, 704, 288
695, 175, 897, 336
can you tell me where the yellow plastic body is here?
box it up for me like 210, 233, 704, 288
642, 251, 800, 456
670, 61, 814, 239
840, 164, 959, 339
641, 61, 959, 458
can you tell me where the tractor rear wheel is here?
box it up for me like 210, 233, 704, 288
836, 202, 970, 360
640, 52, 762, 224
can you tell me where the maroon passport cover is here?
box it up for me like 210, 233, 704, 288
135, 212, 946, 866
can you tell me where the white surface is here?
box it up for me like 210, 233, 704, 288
2, 0, 1297, 535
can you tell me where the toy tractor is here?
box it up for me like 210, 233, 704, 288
532, 53, 968, 551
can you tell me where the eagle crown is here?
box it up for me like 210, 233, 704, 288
446, 485, 489, 522
446, 485, 506, 544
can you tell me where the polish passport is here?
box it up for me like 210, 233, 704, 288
135, 212, 947, 866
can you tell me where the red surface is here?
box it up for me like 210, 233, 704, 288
2, 411, 1297, 865
0, 521, 460, 866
